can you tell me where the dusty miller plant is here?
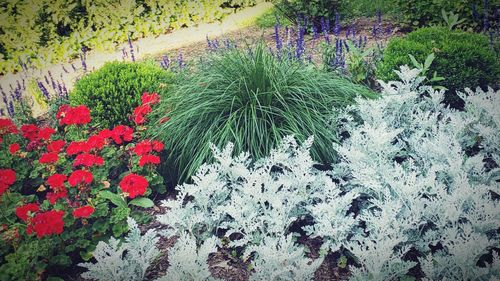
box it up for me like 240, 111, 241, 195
79, 218, 160, 281
333, 65, 500, 280
156, 135, 356, 280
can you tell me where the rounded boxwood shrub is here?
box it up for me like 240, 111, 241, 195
377, 27, 500, 107
150, 43, 377, 183
70, 61, 174, 128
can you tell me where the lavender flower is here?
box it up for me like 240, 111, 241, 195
7, 101, 14, 117
177, 52, 184, 69
320, 18, 330, 43
274, 22, 283, 52
377, 10, 382, 25
312, 24, 319, 40
295, 25, 306, 60
127, 35, 136, 62
62, 82, 68, 98
161, 54, 170, 70
37, 81, 50, 100
333, 13, 341, 37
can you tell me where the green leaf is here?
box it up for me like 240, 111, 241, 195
128, 197, 154, 208
424, 53, 435, 70
99, 190, 127, 208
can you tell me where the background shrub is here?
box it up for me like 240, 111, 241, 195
70, 61, 174, 128
0, 0, 263, 74
151, 43, 376, 183
272, 0, 341, 28
395, 0, 499, 29
377, 27, 500, 107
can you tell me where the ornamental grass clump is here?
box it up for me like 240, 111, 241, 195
151, 43, 376, 182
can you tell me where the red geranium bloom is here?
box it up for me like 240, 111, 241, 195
27, 210, 65, 238
139, 154, 160, 166
46, 188, 68, 204
56, 105, 70, 119
152, 141, 164, 152
141, 92, 160, 105
0, 118, 18, 135
15, 203, 39, 221
133, 140, 152, 156
0, 169, 16, 187
86, 135, 105, 150
47, 140, 66, 153
21, 124, 40, 141
73, 205, 94, 218
133, 104, 152, 125
58, 105, 91, 126
73, 153, 104, 167
46, 174, 67, 189
119, 173, 149, 198
9, 143, 20, 154
111, 125, 134, 144
66, 141, 90, 155
68, 169, 93, 187
98, 129, 112, 139
39, 152, 59, 164
38, 127, 56, 141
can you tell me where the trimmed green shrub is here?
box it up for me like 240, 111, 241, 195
70, 61, 174, 128
395, 0, 498, 29
150, 43, 376, 183
377, 27, 500, 107
272, 0, 341, 27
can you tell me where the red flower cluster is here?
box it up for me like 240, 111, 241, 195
9, 143, 20, 154
47, 174, 67, 189
73, 205, 94, 218
57, 105, 91, 126
68, 169, 93, 187
0, 118, 18, 144
133, 92, 160, 125
27, 210, 65, 238
73, 153, 104, 167
119, 173, 149, 198
110, 125, 134, 144
132, 140, 164, 167
0, 169, 16, 196
46, 174, 68, 204
15, 203, 39, 222
47, 140, 65, 153
39, 152, 59, 164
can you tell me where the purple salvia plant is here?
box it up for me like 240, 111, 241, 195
333, 13, 341, 37
161, 54, 170, 70
177, 52, 184, 69
80, 53, 87, 72
274, 22, 283, 52
7, 101, 14, 117
62, 82, 68, 98
320, 18, 330, 43
37, 81, 50, 100
127, 35, 136, 62
295, 24, 306, 60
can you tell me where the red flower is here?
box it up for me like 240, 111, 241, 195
111, 125, 134, 144
86, 135, 105, 150
47, 140, 66, 153
68, 170, 93, 187
15, 203, 39, 221
139, 154, 160, 166
73, 153, 104, 167
98, 129, 112, 139
66, 141, 90, 155
9, 143, 20, 154
21, 124, 40, 141
141, 92, 160, 105
39, 152, 59, 164
73, 205, 94, 218
27, 210, 64, 238
0, 118, 18, 135
38, 127, 56, 141
46, 174, 67, 189
133, 140, 152, 156
119, 173, 149, 198
46, 188, 68, 204
152, 141, 164, 152
133, 104, 152, 125
0, 169, 16, 195
58, 105, 91, 126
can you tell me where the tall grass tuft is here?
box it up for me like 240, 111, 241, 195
151, 43, 376, 183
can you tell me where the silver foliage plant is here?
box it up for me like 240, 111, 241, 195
334, 66, 500, 280
156, 135, 354, 280
79, 218, 160, 281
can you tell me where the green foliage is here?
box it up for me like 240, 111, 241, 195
70, 61, 174, 128
0, 0, 262, 74
395, 0, 497, 29
338, 0, 401, 18
255, 7, 292, 28
377, 27, 500, 107
273, 0, 341, 26
151, 43, 376, 183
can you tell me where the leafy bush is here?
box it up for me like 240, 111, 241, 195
335, 66, 500, 280
272, 0, 341, 27
377, 27, 500, 107
151, 44, 376, 182
0, 94, 165, 280
0, 0, 263, 74
395, 0, 498, 29
70, 61, 174, 129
